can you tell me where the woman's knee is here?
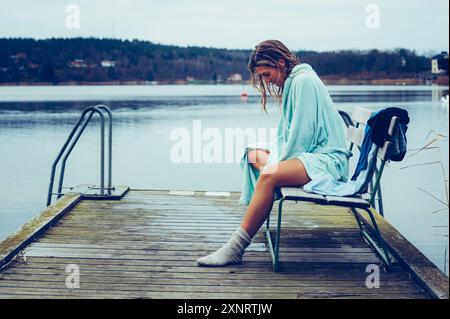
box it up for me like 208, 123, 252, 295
259, 159, 310, 187
256, 170, 277, 188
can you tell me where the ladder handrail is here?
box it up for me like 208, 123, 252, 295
97, 105, 113, 196
47, 105, 113, 206
56, 105, 113, 200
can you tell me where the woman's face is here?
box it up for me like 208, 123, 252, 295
255, 66, 284, 87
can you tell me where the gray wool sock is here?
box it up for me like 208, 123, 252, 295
196, 226, 251, 267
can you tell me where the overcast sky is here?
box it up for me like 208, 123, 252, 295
1, 0, 448, 53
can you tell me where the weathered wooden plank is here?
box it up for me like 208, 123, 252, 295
22, 245, 376, 257
61, 216, 245, 222
64, 208, 355, 218
21, 251, 378, 264
0, 280, 425, 295
35, 238, 365, 249
2, 267, 411, 282
69, 211, 352, 220
73, 200, 329, 210
21, 248, 380, 264
0, 273, 419, 288
46, 223, 359, 232
70, 205, 347, 216
35, 236, 368, 248
28, 243, 374, 253
34, 238, 369, 249
58, 212, 358, 221
0, 287, 299, 299
74, 198, 344, 211
10, 257, 388, 272
36, 232, 366, 240
0, 193, 81, 271
74, 201, 332, 211
0, 292, 426, 299
48, 224, 357, 233
7, 257, 399, 274
0, 279, 424, 297
118, 191, 241, 197
40, 231, 360, 239
50, 222, 358, 231
37, 236, 368, 247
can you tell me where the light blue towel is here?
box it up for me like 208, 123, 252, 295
239, 64, 351, 205
303, 143, 378, 196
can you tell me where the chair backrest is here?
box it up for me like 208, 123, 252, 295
339, 107, 400, 216
345, 108, 399, 162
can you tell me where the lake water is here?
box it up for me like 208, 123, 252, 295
0, 84, 448, 274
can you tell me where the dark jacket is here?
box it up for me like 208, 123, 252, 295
352, 107, 410, 181
367, 107, 410, 161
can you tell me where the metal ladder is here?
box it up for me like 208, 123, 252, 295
46, 105, 113, 206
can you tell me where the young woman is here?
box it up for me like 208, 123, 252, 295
196, 40, 350, 267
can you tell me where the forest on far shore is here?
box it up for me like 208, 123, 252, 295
0, 37, 439, 84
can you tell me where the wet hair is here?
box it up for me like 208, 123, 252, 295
248, 40, 300, 113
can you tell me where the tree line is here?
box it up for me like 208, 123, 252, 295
0, 38, 432, 84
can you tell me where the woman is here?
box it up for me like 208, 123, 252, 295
196, 40, 350, 267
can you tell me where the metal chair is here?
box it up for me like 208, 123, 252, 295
266, 108, 398, 272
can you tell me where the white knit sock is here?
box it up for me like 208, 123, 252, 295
196, 226, 251, 267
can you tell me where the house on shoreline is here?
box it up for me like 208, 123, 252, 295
431, 52, 449, 86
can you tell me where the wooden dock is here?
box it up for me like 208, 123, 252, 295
0, 189, 448, 299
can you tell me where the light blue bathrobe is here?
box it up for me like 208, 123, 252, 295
239, 63, 351, 205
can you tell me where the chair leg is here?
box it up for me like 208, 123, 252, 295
376, 183, 385, 217
265, 204, 274, 269
350, 207, 392, 272
266, 198, 285, 272
266, 207, 271, 230
274, 198, 285, 272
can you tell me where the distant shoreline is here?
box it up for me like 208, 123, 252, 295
0, 76, 448, 87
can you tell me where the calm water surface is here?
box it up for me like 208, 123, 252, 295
0, 84, 448, 274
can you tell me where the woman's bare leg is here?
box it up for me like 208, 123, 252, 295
196, 150, 311, 267
241, 158, 311, 238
